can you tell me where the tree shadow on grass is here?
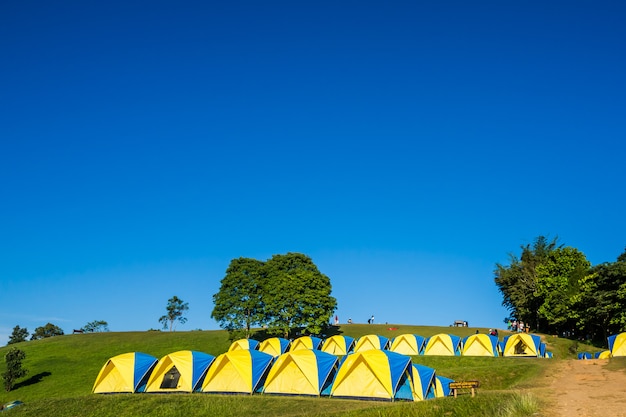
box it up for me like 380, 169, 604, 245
13, 371, 52, 390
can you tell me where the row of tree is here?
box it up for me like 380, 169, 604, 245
7, 321, 109, 345
494, 236, 626, 342
211, 252, 337, 339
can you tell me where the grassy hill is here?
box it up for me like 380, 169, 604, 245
0, 324, 601, 417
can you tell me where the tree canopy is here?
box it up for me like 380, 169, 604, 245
211, 257, 265, 339
212, 252, 337, 339
495, 236, 626, 340
2, 348, 27, 391
30, 323, 64, 340
7, 326, 28, 345
82, 320, 109, 333
159, 296, 189, 331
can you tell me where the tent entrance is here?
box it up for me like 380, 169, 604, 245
160, 365, 181, 389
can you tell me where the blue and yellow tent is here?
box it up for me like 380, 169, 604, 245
321, 335, 355, 356
145, 350, 215, 393
411, 363, 436, 401
263, 349, 338, 396
461, 334, 499, 357
290, 336, 323, 351
608, 332, 626, 357
93, 352, 158, 393
353, 334, 390, 353
330, 350, 414, 401
577, 352, 592, 360
258, 337, 291, 357
228, 339, 260, 352
389, 334, 425, 356
423, 334, 462, 356
201, 349, 274, 394
434, 375, 455, 397
594, 350, 611, 359
502, 334, 542, 357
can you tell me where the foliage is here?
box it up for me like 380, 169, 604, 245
7, 325, 29, 345
262, 253, 337, 338
212, 257, 265, 339
535, 247, 590, 331
2, 347, 27, 391
575, 248, 626, 340
30, 323, 64, 340
496, 238, 626, 341
212, 253, 337, 339
159, 296, 189, 331
82, 320, 109, 333
494, 236, 561, 332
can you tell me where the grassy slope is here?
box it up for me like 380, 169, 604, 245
0, 324, 599, 417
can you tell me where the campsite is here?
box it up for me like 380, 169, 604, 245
2, 324, 626, 416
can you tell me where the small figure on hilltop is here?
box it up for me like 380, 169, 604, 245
368, 315, 375, 324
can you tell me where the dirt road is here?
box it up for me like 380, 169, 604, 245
546, 359, 626, 417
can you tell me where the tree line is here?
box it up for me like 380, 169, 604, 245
494, 236, 626, 342
211, 252, 337, 339
7, 320, 109, 345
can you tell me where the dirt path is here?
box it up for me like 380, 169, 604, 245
545, 359, 626, 417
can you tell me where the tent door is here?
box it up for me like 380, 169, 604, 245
160, 365, 181, 389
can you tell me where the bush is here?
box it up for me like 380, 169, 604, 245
2, 347, 28, 391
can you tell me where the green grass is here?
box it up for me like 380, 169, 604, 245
0, 324, 589, 416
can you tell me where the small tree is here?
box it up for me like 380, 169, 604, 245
7, 326, 29, 345
2, 348, 28, 391
30, 323, 64, 340
82, 320, 109, 333
159, 296, 189, 331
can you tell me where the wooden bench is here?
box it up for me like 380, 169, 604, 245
452, 320, 466, 327
449, 380, 480, 398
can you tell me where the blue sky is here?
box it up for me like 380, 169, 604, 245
1, 1, 625, 345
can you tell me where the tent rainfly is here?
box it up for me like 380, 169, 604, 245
608, 332, 626, 357
145, 350, 215, 393
263, 349, 338, 396
258, 337, 291, 357
290, 336, 323, 351
228, 339, 260, 352
201, 349, 274, 394
501, 334, 543, 357
353, 334, 390, 353
330, 349, 414, 401
423, 334, 462, 356
93, 352, 158, 393
389, 334, 426, 356
321, 335, 355, 356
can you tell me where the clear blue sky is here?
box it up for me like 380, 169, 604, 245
2, 1, 625, 345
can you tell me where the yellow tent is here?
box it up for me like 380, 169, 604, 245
93, 352, 157, 393
145, 350, 214, 393
263, 350, 338, 396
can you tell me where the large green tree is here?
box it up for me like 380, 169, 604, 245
494, 236, 560, 332
30, 323, 64, 340
158, 296, 189, 331
575, 248, 626, 341
262, 253, 337, 338
212, 257, 265, 339
535, 247, 591, 334
7, 326, 28, 345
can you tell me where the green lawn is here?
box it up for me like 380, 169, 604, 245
0, 324, 600, 417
